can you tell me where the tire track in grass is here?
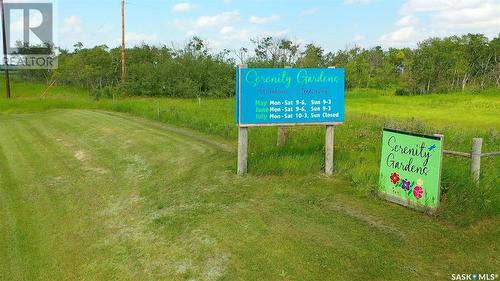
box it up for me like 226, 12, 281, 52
24, 110, 233, 280
55, 110, 211, 171
24, 110, 163, 279
92, 110, 233, 153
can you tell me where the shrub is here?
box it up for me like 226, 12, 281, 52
395, 88, 412, 96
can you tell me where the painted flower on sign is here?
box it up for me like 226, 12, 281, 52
413, 186, 424, 199
390, 172, 400, 184
417, 179, 424, 186
401, 179, 411, 191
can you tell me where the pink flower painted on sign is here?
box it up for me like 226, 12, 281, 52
413, 186, 424, 199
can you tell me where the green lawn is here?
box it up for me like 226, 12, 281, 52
0, 80, 499, 279
0, 110, 498, 281
4, 82, 499, 223
345, 89, 500, 129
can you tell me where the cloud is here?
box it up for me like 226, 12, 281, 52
219, 26, 234, 35
249, 14, 280, 25
395, 15, 418, 27
353, 34, 365, 41
380, 0, 500, 47
220, 28, 288, 42
183, 26, 289, 51
123, 32, 159, 44
172, 2, 199, 13
433, 1, 500, 30
300, 8, 319, 16
379, 26, 422, 46
62, 16, 82, 35
194, 11, 240, 29
345, 0, 374, 4
97, 24, 113, 34
400, 0, 483, 14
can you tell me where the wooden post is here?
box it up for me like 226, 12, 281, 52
470, 138, 483, 184
325, 125, 335, 176
157, 100, 160, 120
237, 127, 248, 175
434, 134, 444, 208
237, 64, 248, 175
277, 127, 288, 146
277, 66, 292, 147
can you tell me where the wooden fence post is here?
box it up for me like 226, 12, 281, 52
470, 138, 483, 184
434, 134, 444, 207
237, 127, 248, 175
157, 100, 160, 120
325, 125, 335, 176
277, 127, 288, 146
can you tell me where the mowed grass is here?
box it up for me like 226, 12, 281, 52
1, 80, 497, 225
0, 110, 498, 281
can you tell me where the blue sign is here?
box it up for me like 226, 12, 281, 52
236, 68, 345, 126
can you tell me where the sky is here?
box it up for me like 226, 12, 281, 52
5, 0, 500, 53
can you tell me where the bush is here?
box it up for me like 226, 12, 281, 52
395, 88, 412, 96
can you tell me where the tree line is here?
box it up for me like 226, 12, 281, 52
15, 33, 500, 98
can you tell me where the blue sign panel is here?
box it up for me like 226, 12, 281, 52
236, 68, 345, 126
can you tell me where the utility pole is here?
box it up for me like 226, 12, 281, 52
121, 0, 126, 84
1, 0, 11, 98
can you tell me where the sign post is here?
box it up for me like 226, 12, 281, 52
237, 127, 248, 175
325, 125, 335, 175
379, 129, 444, 211
237, 65, 248, 175
236, 67, 345, 175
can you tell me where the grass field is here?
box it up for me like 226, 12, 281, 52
0, 109, 498, 281
0, 80, 499, 280
1, 81, 498, 224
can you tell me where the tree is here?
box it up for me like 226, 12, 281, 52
298, 43, 325, 67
